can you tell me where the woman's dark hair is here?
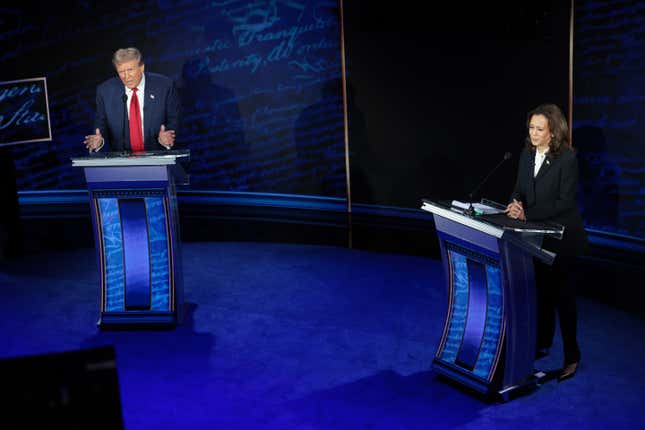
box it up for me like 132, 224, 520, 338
525, 103, 570, 157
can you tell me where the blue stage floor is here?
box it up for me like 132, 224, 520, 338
1, 242, 644, 429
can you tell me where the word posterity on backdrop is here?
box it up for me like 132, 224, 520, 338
0, 77, 51, 147
2, 1, 346, 197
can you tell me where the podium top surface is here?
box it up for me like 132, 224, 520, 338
72, 149, 190, 167
421, 199, 564, 237
422, 199, 560, 264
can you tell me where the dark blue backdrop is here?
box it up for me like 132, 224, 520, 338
574, 0, 645, 239
1, 1, 643, 241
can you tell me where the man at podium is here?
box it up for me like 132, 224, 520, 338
83, 47, 179, 153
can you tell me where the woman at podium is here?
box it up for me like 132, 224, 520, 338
505, 103, 588, 382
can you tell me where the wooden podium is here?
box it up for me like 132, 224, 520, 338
421, 199, 562, 399
73, 150, 189, 328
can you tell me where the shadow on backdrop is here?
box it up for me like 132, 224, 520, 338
346, 80, 373, 204
573, 126, 619, 233
178, 57, 250, 190
293, 78, 346, 197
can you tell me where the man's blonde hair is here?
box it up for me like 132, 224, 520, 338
112, 47, 143, 67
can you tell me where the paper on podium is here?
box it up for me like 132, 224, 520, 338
451, 200, 505, 215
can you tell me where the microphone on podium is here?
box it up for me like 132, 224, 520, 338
467, 152, 512, 215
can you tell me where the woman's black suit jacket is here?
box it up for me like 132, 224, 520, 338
511, 146, 588, 257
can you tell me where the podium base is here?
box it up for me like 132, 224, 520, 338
98, 311, 177, 330
497, 370, 546, 402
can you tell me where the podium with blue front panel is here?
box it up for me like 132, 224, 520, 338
421, 199, 562, 399
73, 150, 189, 328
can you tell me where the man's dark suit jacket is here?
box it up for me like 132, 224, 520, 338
511, 146, 588, 257
94, 72, 179, 152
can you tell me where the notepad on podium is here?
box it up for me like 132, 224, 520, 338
450, 199, 506, 215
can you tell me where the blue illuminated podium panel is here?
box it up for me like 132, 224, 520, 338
421, 199, 561, 399
73, 151, 189, 328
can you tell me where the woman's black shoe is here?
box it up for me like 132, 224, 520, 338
557, 362, 578, 382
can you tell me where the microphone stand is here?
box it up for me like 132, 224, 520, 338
122, 93, 128, 152
466, 152, 512, 216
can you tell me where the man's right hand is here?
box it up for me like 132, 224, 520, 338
84, 128, 103, 152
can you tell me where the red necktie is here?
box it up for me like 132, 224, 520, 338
129, 88, 144, 153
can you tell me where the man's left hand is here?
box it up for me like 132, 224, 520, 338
159, 124, 176, 149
